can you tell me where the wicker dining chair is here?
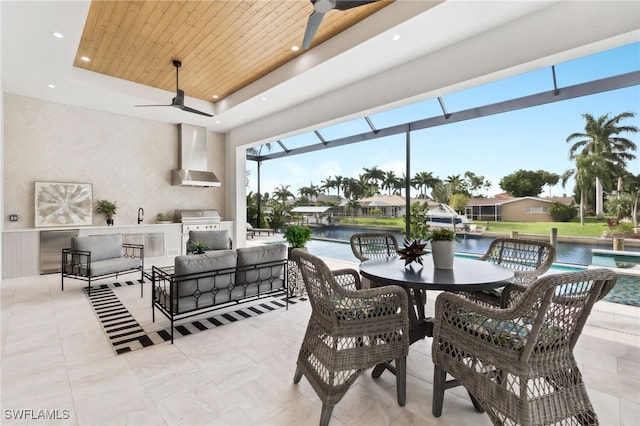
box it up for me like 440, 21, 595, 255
290, 248, 410, 426
350, 231, 401, 290
350, 232, 400, 262
463, 238, 556, 308
432, 268, 617, 425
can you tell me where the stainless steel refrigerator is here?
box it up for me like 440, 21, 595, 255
40, 229, 78, 274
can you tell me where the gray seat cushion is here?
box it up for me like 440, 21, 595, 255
72, 234, 123, 261
235, 244, 286, 297
81, 257, 142, 277
187, 230, 231, 251
173, 250, 237, 313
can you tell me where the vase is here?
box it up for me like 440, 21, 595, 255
106, 217, 114, 226
430, 240, 455, 269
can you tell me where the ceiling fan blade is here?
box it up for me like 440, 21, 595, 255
175, 104, 214, 117
133, 60, 212, 117
334, 0, 379, 11
302, 10, 325, 49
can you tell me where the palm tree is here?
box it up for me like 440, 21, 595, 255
394, 175, 407, 197
272, 184, 295, 206
247, 143, 272, 228
381, 170, 397, 195
342, 177, 363, 200
622, 172, 640, 228
445, 174, 463, 194
362, 166, 385, 195
298, 184, 320, 204
562, 153, 603, 225
566, 112, 638, 219
320, 177, 334, 195
430, 181, 452, 204
411, 171, 440, 199
334, 175, 344, 197
346, 199, 361, 221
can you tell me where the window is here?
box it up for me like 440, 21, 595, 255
525, 206, 548, 214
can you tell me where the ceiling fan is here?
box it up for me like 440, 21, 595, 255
135, 60, 213, 117
301, 0, 380, 49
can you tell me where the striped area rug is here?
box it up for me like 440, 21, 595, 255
84, 280, 305, 355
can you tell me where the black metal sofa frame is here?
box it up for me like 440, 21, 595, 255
152, 252, 288, 343
62, 234, 144, 296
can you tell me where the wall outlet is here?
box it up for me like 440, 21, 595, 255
9, 214, 18, 221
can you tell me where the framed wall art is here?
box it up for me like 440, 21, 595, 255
35, 182, 93, 227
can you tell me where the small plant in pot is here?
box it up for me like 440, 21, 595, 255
427, 228, 459, 269
95, 199, 117, 226
156, 213, 172, 224
283, 225, 312, 257
189, 241, 208, 255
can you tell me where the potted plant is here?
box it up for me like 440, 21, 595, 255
427, 228, 459, 269
156, 213, 172, 224
189, 241, 208, 254
95, 199, 117, 226
283, 225, 312, 257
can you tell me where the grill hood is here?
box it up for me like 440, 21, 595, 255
172, 123, 221, 187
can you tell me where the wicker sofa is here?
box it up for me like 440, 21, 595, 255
152, 243, 288, 342
62, 234, 144, 296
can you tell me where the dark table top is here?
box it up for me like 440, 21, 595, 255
359, 256, 514, 292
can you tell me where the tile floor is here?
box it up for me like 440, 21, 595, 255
1, 253, 639, 425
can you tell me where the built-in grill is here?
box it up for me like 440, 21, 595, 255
175, 209, 222, 254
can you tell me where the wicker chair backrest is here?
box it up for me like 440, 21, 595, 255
500, 268, 615, 360
479, 238, 556, 285
291, 248, 355, 328
350, 232, 399, 262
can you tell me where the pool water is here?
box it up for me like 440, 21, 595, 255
300, 238, 639, 307
312, 226, 640, 266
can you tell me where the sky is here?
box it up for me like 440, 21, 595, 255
247, 42, 640, 200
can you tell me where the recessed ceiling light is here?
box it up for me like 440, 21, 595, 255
392, 34, 401, 41
80, 56, 91, 62
47, 84, 56, 89
261, 97, 267, 101
215, 120, 221, 124
291, 45, 300, 51
52, 32, 64, 39
212, 95, 219, 99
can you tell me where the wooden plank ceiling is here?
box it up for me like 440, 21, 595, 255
74, 0, 392, 103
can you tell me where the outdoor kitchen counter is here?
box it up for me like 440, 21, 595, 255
2, 224, 183, 279
3, 221, 234, 279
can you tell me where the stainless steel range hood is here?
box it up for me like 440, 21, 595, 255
172, 123, 221, 187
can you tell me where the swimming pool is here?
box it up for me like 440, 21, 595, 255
311, 226, 640, 266
305, 238, 584, 270
301, 238, 638, 307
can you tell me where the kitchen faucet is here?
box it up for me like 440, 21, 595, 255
138, 207, 144, 224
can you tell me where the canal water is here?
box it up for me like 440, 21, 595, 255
310, 226, 640, 266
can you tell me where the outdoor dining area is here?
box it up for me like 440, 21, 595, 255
289, 233, 625, 425
1, 231, 637, 425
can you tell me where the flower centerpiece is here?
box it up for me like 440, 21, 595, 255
427, 228, 459, 269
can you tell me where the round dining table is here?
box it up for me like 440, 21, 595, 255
360, 255, 514, 380
359, 256, 514, 343
359, 256, 515, 292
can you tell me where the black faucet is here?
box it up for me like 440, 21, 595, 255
138, 207, 144, 224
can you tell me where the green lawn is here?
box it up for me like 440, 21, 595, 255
339, 217, 613, 238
